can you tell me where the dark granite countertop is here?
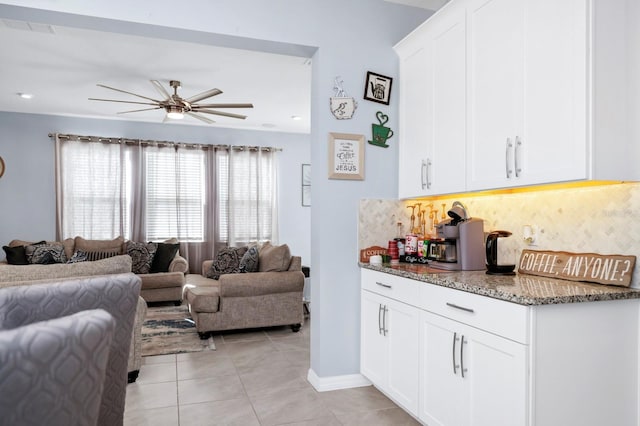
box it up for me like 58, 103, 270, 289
360, 262, 640, 306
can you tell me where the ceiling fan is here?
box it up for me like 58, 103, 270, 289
89, 79, 253, 124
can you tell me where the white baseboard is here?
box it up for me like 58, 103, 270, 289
307, 368, 372, 392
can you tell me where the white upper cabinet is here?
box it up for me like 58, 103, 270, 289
395, 0, 637, 196
396, 0, 467, 198
467, 0, 588, 190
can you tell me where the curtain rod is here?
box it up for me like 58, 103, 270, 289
48, 133, 283, 152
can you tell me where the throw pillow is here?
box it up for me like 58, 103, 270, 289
2, 245, 29, 265
84, 249, 121, 262
25, 243, 67, 264
150, 242, 180, 273
206, 246, 248, 280
125, 241, 157, 274
258, 243, 291, 272
67, 250, 89, 263
239, 245, 259, 273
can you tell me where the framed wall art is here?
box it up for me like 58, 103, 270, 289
363, 71, 393, 105
328, 132, 365, 180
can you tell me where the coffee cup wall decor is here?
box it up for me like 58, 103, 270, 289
368, 111, 394, 148
330, 76, 357, 120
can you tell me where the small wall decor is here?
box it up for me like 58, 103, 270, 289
330, 76, 357, 119
0, 156, 5, 178
364, 71, 393, 105
368, 111, 394, 148
328, 132, 365, 180
301, 163, 311, 206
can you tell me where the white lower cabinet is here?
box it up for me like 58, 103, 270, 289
361, 289, 420, 415
419, 310, 527, 426
361, 269, 640, 426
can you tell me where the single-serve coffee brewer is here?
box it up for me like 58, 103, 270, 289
427, 202, 486, 271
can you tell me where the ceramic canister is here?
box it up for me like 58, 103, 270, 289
405, 234, 418, 255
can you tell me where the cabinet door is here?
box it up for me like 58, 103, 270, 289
386, 298, 420, 414
397, 35, 431, 199
360, 290, 388, 388
397, 2, 467, 198
464, 325, 528, 426
467, 0, 524, 190
427, 2, 468, 195
419, 310, 528, 426
419, 311, 468, 426
518, 0, 587, 185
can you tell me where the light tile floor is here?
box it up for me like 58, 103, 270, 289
125, 320, 420, 426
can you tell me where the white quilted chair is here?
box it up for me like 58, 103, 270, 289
0, 309, 115, 426
0, 273, 142, 426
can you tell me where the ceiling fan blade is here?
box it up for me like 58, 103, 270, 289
89, 98, 159, 106
150, 80, 174, 104
185, 88, 223, 104
96, 84, 161, 103
192, 103, 254, 109
116, 106, 163, 114
186, 111, 216, 124
196, 109, 248, 120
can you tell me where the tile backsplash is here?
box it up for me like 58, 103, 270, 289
359, 182, 640, 288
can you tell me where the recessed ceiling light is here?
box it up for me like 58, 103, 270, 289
18, 93, 33, 99
291, 115, 302, 121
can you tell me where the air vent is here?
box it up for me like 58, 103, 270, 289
2, 19, 55, 34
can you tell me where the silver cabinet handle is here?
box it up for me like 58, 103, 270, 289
378, 304, 383, 335
505, 138, 513, 178
376, 281, 392, 289
426, 158, 432, 189
452, 332, 460, 375
446, 302, 475, 314
383, 305, 389, 336
421, 160, 427, 189
460, 335, 467, 378
514, 136, 522, 177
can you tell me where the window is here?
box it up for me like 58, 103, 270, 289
55, 136, 279, 259
145, 148, 205, 242
58, 140, 131, 240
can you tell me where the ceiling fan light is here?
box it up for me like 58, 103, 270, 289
166, 105, 184, 119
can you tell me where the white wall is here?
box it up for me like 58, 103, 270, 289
0, 1, 432, 382
0, 111, 311, 265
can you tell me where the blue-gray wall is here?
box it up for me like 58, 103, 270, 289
0, 0, 432, 381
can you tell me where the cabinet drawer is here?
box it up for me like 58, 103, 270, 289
361, 269, 420, 306
419, 284, 529, 344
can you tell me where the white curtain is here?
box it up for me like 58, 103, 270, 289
55, 136, 131, 240
227, 148, 279, 246
55, 134, 278, 271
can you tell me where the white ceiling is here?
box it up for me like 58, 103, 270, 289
0, 19, 312, 133
0, 1, 445, 134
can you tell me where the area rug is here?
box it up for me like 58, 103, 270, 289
141, 304, 216, 357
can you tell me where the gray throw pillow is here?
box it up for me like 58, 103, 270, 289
67, 250, 89, 263
25, 243, 67, 264
258, 243, 291, 272
126, 241, 157, 274
206, 246, 248, 280
239, 245, 259, 273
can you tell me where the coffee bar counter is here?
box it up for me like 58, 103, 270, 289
359, 262, 640, 305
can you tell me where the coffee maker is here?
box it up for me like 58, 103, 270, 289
427, 202, 486, 271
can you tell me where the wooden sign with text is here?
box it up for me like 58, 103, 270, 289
518, 249, 636, 287
360, 246, 387, 263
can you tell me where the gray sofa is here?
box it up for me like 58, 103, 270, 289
184, 255, 305, 338
2, 237, 188, 304
0, 255, 147, 383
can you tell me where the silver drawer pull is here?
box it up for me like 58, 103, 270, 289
376, 282, 392, 289
446, 302, 474, 314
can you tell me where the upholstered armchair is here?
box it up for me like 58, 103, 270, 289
0, 309, 115, 426
0, 273, 142, 426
